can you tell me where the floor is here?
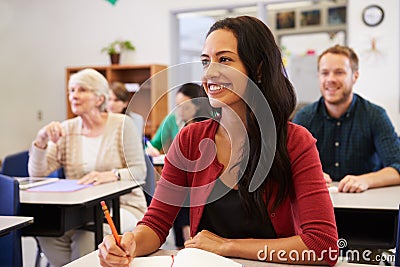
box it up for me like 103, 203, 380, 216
22, 230, 177, 267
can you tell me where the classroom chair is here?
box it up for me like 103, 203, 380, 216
1, 150, 58, 267
1, 150, 29, 177
1, 150, 63, 178
143, 154, 155, 206
0, 174, 23, 267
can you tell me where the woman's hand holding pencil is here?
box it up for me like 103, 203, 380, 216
98, 201, 161, 266
100, 201, 121, 245
99, 201, 136, 267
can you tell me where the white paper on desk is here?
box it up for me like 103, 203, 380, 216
131, 248, 242, 267
27, 179, 92, 192
131, 255, 172, 266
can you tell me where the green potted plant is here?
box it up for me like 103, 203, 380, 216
101, 39, 136, 64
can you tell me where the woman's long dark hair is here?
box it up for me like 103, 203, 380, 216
177, 82, 214, 123
206, 16, 296, 219
110, 81, 131, 114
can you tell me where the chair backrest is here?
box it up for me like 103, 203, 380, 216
395, 204, 400, 266
142, 154, 155, 206
1, 150, 65, 178
1, 150, 29, 177
0, 174, 22, 267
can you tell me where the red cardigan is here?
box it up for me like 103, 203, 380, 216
139, 119, 338, 265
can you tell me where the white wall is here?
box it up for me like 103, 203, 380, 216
347, 0, 399, 135
0, 0, 398, 159
0, 0, 256, 159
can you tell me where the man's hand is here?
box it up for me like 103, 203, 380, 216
338, 175, 369, 193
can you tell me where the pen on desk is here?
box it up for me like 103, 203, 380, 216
100, 200, 121, 246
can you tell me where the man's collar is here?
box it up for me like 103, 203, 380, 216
319, 94, 358, 120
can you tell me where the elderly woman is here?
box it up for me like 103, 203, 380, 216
28, 68, 147, 267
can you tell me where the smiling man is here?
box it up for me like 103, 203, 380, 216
293, 45, 400, 193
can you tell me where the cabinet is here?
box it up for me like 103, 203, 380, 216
65, 64, 168, 138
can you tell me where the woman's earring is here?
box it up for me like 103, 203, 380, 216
257, 76, 262, 84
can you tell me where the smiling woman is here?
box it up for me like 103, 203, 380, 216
99, 16, 338, 266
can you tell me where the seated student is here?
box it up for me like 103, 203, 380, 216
146, 82, 214, 249
145, 82, 213, 157
28, 68, 147, 267
293, 45, 400, 193
107, 81, 144, 138
99, 16, 338, 266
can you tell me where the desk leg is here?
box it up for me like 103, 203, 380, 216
112, 197, 121, 233
94, 204, 104, 247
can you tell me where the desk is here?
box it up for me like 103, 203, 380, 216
330, 183, 400, 210
20, 180, 141, 247
64, 249, 378, 267
330, 184, 400, 249
0, 216, 33, 237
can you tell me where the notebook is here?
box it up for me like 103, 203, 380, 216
130, 248, 243, 267
16, 177, 59, 190
26, 179, 92, 192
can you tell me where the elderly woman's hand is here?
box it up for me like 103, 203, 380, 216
34, 121, 65, 149
78, 170, 119, 185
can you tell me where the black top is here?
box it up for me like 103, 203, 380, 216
198, 178, 276, 239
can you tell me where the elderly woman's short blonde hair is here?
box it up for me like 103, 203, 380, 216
68, 68, 109, 111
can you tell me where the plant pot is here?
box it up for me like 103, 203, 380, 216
110, 53, 120, 65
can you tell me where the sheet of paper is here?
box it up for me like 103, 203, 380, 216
130, 248, 242, 267
27, 179, 92, 192
130, 255, 172, 266
174, 248, 242, 267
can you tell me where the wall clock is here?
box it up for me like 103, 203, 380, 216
362, 5, 384, 27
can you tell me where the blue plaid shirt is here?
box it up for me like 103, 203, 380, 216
292, 94, 400, 181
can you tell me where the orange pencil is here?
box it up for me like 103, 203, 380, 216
100, 200, 121, 246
